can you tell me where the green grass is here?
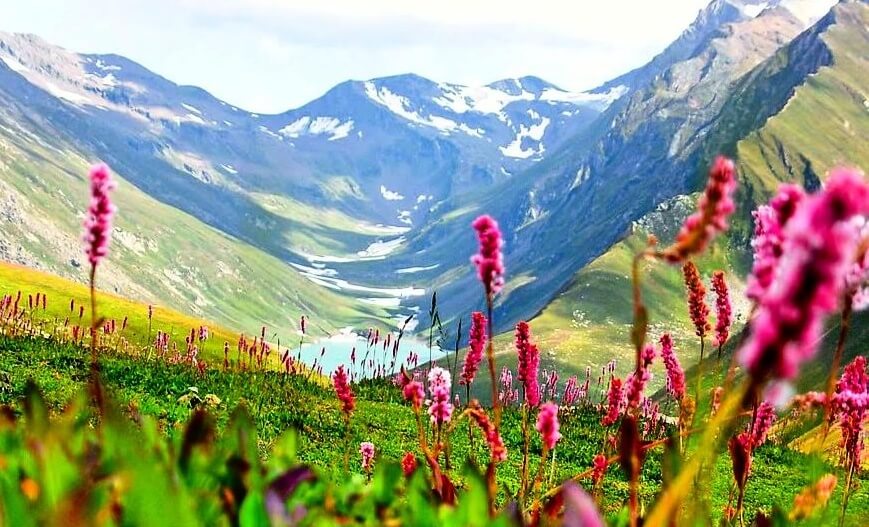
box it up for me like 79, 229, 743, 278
0, 333, 866, 524
0, 261, 239, 362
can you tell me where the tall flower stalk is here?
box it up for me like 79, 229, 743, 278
515, 320, 540, 504
82, 163, 116, 414
682, 261, 710, 409
471, 214, 504, 422
332, 365, 355, 472
711, 270, 731, 360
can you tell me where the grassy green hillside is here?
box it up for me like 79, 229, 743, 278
0, 262, 240, 361
0, 122, 388, 335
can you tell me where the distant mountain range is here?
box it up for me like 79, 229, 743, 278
0, 0, 865, 367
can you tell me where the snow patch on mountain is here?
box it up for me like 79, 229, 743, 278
740, 1, 770, 17
182, 103, 202, 115
540, 85, 628, 106
433, 83, 534, 119
279, 116, 354, 141
499, 117, 550, 159
778, 0, 837, 27
357, 237, 405, 258
396, 264, 439, 274
363, 82, 488, 136
0, 55, 28, 73
365, 82, 455, 131
93, 59, 121, 72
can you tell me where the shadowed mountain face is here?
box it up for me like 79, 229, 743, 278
0, 0, 863, 350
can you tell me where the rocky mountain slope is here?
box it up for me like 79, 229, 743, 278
524, 0, 868, 381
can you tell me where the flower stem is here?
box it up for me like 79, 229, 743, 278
822, 297, 852, 445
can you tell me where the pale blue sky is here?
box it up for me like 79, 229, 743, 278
3, 0, 710, 113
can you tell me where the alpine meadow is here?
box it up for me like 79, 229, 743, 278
1, 1, 869, 526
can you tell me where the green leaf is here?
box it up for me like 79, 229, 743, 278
239, 491, 269, 527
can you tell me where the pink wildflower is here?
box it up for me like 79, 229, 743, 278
625, 345, 655, 410
536, 402, 561, 450
82, 163, 117, 267
332, 365, 355, 416
683, 261, 711, 339
591, 454, 608, 486
832, 356, 869, 468
427, 367, 454, 425
659, 334, 686, 401
469, 405, 507, 462
739, 168, 869, 381
748, 401, 777, 448
711, 270, 731, 348
402, 380, 425, 409
665, 156, 737, 262
360, 442, 375, 473
401, 452, 417, 477
515, 321, 540, 407
747, 184, 806, 301
471, 215, 505, 296
460, 311, 487, 386
601, 377, 624, 426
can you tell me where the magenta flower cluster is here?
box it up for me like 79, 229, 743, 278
659, 333, 686, 401
515, 321, 540, 407
746, 184, 805, 302
460, 311, 487, 386
535, 402, 562, 450
739, 168, 869, 381
626, 345, 655, 410
832, 356, 869, 467
471, 215, 505, 296
711, 271, 731, 348
83, 163, 117, 267
360, 441, 375, 473
332, 365, 355, 416
470, 406, 507, 462
601, 377, 624, 427
667, 156, 737, 262
427, 367, 454, 425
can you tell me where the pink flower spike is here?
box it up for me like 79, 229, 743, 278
665, 156, 737, 262
460, 311, 487, 386
332, 365, 355, 416
469, 405, 507, 463
426, 367, 454, 425
515, 321, 540, 407
711, 271, 732, 348
659, 334, 686, 401
360, 442, 375, 473
536, 402, 561, 450
601, 377, 624, 427
683, 262, 711, 339
82, 163, 117, 268
471, 215, 505, 296
739, 167, 869, 381
747, 184, 806, 301
401, 452, 417, 476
